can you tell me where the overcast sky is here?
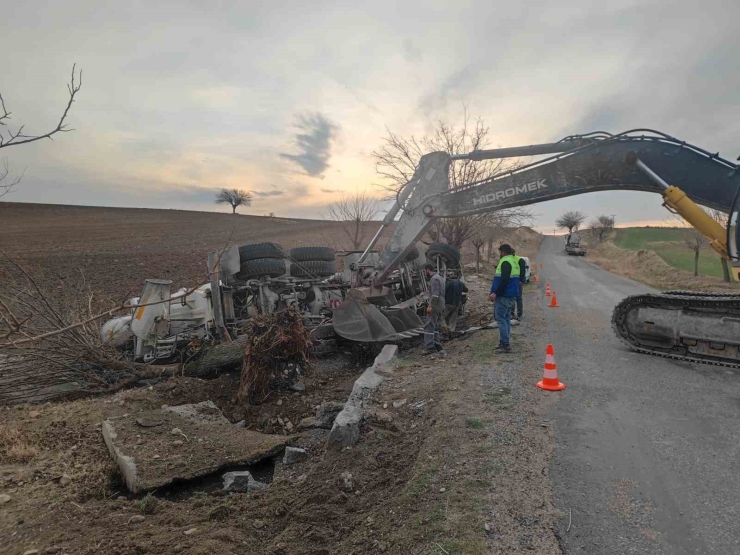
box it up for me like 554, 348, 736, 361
2, 1, 738, 230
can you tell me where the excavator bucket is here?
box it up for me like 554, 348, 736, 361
382, 307, 424, 338
332, 289, 423, 342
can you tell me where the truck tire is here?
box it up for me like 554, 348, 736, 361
235, 258, 286, 280
426, 243, 460, 267
289, 246, 335, 262
290, 260, 337, 278
405, 246, 420, 262
238, 242, 284, 262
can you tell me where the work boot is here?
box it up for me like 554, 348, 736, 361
434, 344, 447, 356
495, 343, 512, 354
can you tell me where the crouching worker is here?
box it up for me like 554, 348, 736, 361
488, 244, 518, 353
423, 263, 446, 355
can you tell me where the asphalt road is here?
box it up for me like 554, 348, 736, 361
538, 236, 740, 554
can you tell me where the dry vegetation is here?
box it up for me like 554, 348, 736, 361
581, 230, 739, 292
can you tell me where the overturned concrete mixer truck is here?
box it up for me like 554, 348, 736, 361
100, 241, 461, 363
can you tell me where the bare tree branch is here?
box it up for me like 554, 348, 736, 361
0, 65, 82, 149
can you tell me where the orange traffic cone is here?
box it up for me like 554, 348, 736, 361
548, 292, 560, 307
533, 275, 539, 283
545, 283, 552, 296
537, 344, 566, 391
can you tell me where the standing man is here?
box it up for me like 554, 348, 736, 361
510, 249, 527, 321
423, 263, 446, 355
489, 244, 519, 353
443, 270, 468, 332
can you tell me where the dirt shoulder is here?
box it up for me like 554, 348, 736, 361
580, 232, 738, 292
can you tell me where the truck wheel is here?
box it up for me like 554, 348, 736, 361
235, 258, 286, 280
289, 246, 335, 262
238, 242, 284, 262
290, 260, 337, 278
426, 243, 460, 267
405, 246, 420, 262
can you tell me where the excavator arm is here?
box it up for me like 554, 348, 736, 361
336, 130, 740, 365
372, 130, 740, 283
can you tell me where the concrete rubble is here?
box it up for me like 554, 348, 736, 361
222, 470, 269, 493
327, 344, 398, 449
102, 400, 287, 493
282, 446, 309, 465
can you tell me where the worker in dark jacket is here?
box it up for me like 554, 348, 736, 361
488, 244, 519, 353
511, 249, 527, 321
443, 270, 468, 332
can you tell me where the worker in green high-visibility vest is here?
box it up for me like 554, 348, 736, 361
488, 244, 519, 353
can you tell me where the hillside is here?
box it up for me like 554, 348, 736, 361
614, 227, 727, 279
581, 227, 737, 292
0, 203, 395, 300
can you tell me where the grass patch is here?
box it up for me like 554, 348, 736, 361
465, 418, 483, 429
465, 479, 490, 490
435, 538, 482, 555
139, 492, 159, 515
614, 227, 726, 278
407, 466, 438, 497
484, 459, 505, 475
472, 340, 500, 364
0, 422, 38, 463
484, 386, 512, 406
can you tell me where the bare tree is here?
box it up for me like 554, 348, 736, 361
324, 191, 380, 249
680, 227, 709, 277
709, 209, 731, 282
556, 210, 587, 233
371, 110, 532, 248
590, 215, 615, 242
0, 65, 82, 149
471, 233, 485, 274
215, 188, 252, 214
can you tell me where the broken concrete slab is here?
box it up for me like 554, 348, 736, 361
102, 401, 287, 493
328, 344, 398, 450
222, 470, 269, 493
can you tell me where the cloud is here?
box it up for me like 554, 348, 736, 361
279, 113, 338, 178
252, 190, 284, 197
320, 188, 339, 193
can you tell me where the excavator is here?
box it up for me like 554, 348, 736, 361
103, 130, 740, 368
335, 129, 740, 368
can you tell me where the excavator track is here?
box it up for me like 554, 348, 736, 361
611, 293, 740, 369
